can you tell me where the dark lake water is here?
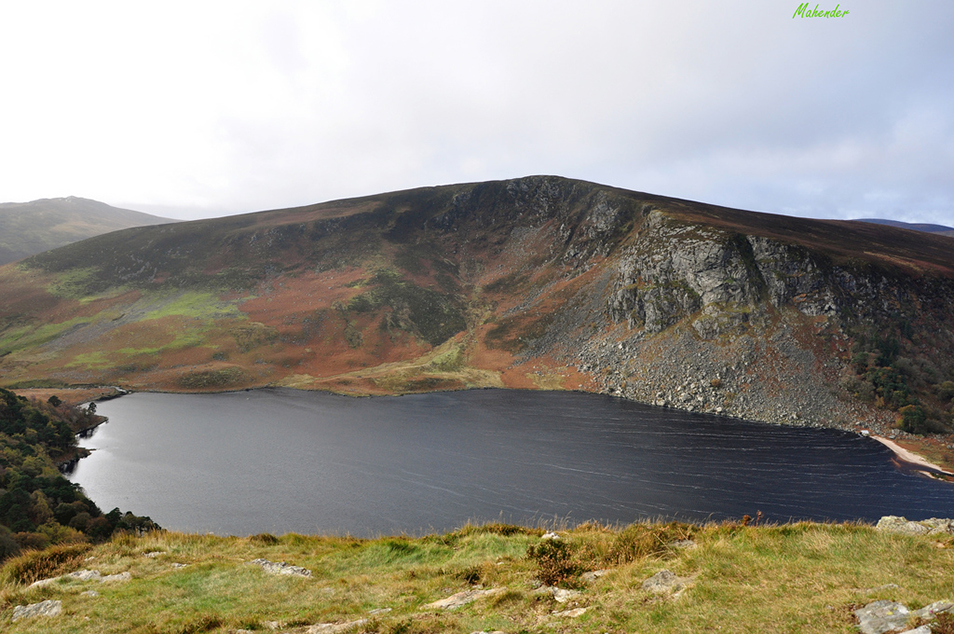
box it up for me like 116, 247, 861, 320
67, 388, 954, 536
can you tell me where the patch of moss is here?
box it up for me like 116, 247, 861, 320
0, 317, 94, 357
46, 267, 106, 299
117, 346, 165, 356
401, 377, 465, 392
1, 379, 70, 389
66, 352, 113, 369
141, 291, 242, 322
426, 345, 464, 372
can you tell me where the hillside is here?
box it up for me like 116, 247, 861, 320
0, 197, 171, 265
2, 519, 953, 633
853, 218, 954, 238
1, 176, 953, 448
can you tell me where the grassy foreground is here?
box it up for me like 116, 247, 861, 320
1, 520, 953, 634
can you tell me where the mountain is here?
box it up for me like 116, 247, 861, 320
0, 196, 171, 265
853, 218, 954, 238
1, 176, 953, 443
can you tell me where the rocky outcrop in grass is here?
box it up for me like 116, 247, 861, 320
3, 518, 952, 633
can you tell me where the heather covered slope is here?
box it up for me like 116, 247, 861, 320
1, 176, 953, 443
0, 197, 171, 265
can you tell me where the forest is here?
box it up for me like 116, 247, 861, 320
0, 388, 157, 560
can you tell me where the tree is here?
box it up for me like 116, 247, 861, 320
898, 404, 928, 434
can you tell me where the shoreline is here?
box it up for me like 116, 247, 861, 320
871, 435, 954, 477
15, 384, 954, 478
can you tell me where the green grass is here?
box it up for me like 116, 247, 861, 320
65, 351, 112, 369
2, 521, 952, 633
0, 317, 93, 357
424, 345, 464, 373
140, 291, 242, 322
0, 291, 239, 363
46, 268, 105, 299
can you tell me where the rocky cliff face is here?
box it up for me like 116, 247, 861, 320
571, 206, 954, 436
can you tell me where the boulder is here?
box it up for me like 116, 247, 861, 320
876, 516, 954, 535
581, 569, 607, 582
12, 599, 62, 621
422, 588, 504, 610
855, 599, 953, 634
854, 600, 910, 634
913, 600, 954, 619
642, 569, 689, 594
28, 568, 131, 588
553, 607, 587, 618
306, 619, 369, 633
533, 586, 582, 603
250, 558, 312, 577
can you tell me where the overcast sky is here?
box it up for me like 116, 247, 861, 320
1, 1, 952, 224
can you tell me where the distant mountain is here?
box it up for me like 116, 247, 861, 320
0, 196, 172, 265
853, 218, 954, 238
1, 177, 953, 440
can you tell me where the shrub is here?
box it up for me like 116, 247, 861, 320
898, 404, 927, 433
526, 537, 584, 588
938, 381, 954, 403
608, 522, 694, 565
457, 564, 482, 585
896, 405, 948, 435
0, 530, 19, 560
935, 612, 954, 634
249, 533, 280, 545
13, 532, 49, 551
852, 352, 872, 374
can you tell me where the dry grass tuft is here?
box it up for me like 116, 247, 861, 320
0, 542, 90, 585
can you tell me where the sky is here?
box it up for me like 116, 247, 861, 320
1, 1, 952, 224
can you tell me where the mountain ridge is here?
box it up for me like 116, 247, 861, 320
852, 217, 954, 237
1, 176, 952, 459
0, 197, 171, 265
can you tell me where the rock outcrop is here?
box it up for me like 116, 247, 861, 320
250, 558, 312, 578
29, 569, 131, 588
855, 599, 953, 634
12, 599, 62, 621
876, 516, 954, 535
641, 569, 691, 595
422, 588, 504, 611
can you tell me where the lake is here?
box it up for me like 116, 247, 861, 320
67, 388, 954, 536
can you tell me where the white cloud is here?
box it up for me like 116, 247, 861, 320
1, 0, 952, 225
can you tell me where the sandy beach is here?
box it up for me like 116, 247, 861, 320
872, 436, 954, 476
